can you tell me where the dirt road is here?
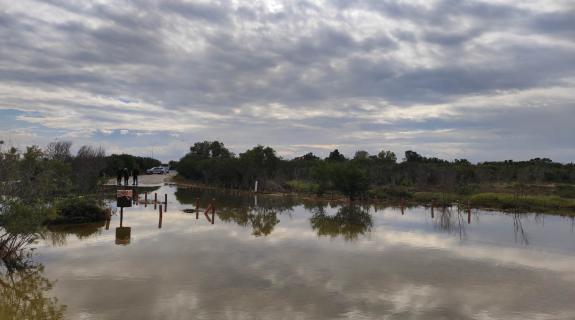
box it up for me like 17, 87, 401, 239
106, 171, 176, 186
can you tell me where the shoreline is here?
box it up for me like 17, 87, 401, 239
168, 175, 575, 216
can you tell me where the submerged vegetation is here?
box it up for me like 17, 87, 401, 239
176, 141, 575, 214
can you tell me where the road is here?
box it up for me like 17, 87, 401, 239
106, 171, 176, 186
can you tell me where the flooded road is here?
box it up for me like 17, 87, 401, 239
12, 185, 575, 319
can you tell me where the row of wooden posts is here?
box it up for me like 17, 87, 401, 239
107, 192, 217, 231
157, 195, 216, 228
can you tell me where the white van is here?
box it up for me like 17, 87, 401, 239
146, 166, 169, 174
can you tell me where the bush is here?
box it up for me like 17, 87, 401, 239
413, 192, 461, 205
370, 186, 413, 200
285, 180, 319, 194
331, 163, 369, 200
48, 197, 108, 225
1, 202, 55, 235
469, 193, 575, 212
555, 185, 575, 199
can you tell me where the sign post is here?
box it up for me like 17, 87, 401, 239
117, 190, 133, 208
116, 190, 133, 245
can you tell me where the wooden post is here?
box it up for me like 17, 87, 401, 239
211, 198, 215, 225
144, 192, 148, 208
105, 208, 111, 230
164, 194, 168, 212
204, 203, 212, 223
195, 197, 200, 219
154, 193, 157, 210
431, 206, 434, 219
120, 207, 124, 228
204, 203, 212, 215
467, 201, 471, 224
159, 204, 163, 215
158, 211, 163, 229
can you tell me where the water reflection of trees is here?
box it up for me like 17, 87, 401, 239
433, 207, 467, 239
310, 205, 373, 241
0, 259, 66, 319
41, 221, 106, 247
217, 207, 281, 237
512, 213, 529, 245
175, 187, 298, 212
0, 204, 67, 318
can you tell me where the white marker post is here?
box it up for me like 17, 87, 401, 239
254, 180, 258, 193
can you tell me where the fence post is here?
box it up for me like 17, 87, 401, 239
467, 201, 471, 224
211, 198, 215, 225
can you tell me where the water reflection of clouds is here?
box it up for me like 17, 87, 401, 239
40, 204, 575, 279
32, 186, 575, 319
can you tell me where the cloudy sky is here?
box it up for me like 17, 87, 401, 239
1, 0, 574, 162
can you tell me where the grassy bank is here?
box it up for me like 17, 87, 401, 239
408, 192, 575, 215
175, 175, 575, 215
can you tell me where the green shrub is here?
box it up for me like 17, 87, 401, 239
330, 163, 369, 200
0, 202, 56, 234
555, 185, 575, 199
48, 197, 108, 225
370, 186, 413, 200
285, 180, 319, 194
413, 192, 461, 205
469, 193, 575, 212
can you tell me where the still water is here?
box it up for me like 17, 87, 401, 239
15, 186, 575, 319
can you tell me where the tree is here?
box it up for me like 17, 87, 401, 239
331, 163, 369, 200
294, 152, 320, 161
188, 141, 231, 160
326, 149, 346, 162
377, 150, 397, 163
45, 141, 72, 162
354, 150, 370, 161
73, 146, 106, 193
240, 145, 279, 177
404, 150, 423, 162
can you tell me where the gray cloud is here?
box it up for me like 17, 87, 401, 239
0, 0, 573, 161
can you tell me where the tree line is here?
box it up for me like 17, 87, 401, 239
176, 141, 575, 200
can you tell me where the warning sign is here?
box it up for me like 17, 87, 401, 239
117, 190, 133, 208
